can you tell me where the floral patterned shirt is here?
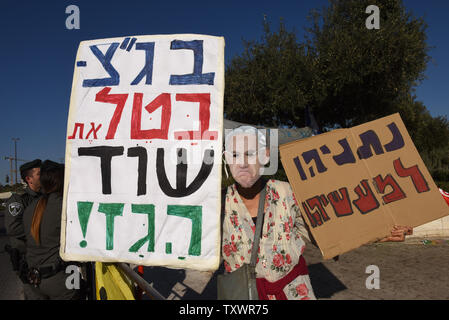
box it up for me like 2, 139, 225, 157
222, 179, 316, 300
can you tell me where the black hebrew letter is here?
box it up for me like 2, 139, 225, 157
156, 148, 214, 197
127, 146, 148, 196
78, 146, 124, 194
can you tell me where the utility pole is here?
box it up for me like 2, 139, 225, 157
4, 156, 28, 185
12, 138, 20, 185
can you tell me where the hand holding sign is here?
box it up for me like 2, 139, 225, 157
280, 113, 449, 259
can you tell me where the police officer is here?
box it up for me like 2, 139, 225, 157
23, 160, 83, 300
5, 159, 43, 299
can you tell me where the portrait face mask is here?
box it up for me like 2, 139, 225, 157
225, 133, 266, 188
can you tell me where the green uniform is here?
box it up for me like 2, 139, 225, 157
5, 186, 43, 299
23, 192, 82, 300
5, 186, 40, 251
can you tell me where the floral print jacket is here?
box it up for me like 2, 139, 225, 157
222, 179, 316, 300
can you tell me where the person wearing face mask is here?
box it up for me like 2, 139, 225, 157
221, 126, 316, 300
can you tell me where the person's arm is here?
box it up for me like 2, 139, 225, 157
287, 185, 316, 245
378, 225, 413, 242
4, 195, 26, 244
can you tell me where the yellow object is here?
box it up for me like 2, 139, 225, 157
95, 262, 135, 300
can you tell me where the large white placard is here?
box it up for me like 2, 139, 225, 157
61, 34, 224, 271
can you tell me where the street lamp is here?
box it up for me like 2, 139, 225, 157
12, 138, 19, 184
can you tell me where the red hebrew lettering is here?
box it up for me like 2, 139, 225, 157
95, 87, 129, 140
393, 158, 430, 193
320, 194, 328, 206
301, 197, 330, 228
306, 196, 330, 221
85, 122, 102, 139
174, 93, 218, 140
373, 174, 406, 204
68, 123, 84, 140
131, 93, 171, 140
353, 180, 380, 214
327, 188, 353, 217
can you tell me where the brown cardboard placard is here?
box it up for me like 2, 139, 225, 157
280, 113, 449, 259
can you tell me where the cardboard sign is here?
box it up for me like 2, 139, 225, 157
280, 113, 449, 259
60, 34, 225, 271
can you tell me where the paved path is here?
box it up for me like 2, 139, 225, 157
139, 237, 449, 300
1, 207, 448, 300
0, 210, 24, 300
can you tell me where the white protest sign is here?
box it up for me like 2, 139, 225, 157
61, 34, 224, 271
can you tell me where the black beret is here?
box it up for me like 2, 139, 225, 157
41, 160, 64, 172
19, 159, 42, 175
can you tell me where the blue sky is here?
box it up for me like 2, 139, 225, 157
1, 0, 448, 185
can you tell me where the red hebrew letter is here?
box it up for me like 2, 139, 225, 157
327, 188, 353, 217
373, 174, 406, 204
131, 93, 171, 140
393, 158, 430, 193
302, 196, 330, 228
174, 93, 218, 140
85, 122, 102, 139
353, 180, 380, 214
306, 196, 331, 221
95, 87, 129, 140
68, 123, 84, 140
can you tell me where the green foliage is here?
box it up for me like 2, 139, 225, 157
436, 180, 449, 192
307, 0, 431, 129
225, 19, 313, 127
397, 94, 449, 173
0, 183, 25, 194
224, 0, 449, 179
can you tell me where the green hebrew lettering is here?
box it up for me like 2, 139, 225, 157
98, 203, 124, 250
77, 201, 94, 248
129, 204, 155, 253
167, 205, 202, 256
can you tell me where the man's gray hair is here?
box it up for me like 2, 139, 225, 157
224, 125, 267, 151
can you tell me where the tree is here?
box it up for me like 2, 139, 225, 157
306, 0, 431, 129
225, 19, 314, 127
397, 94, 449, 175
224, 0, 449, 182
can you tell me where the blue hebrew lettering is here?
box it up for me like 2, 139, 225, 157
293, 156, 307, 181
333, 138, 356, 165
302, 149, 328, 177
131, 42, 155, 85
82, 43, 120, 87
169, 40, 215, 85
383, 122, 405, 152
357, 130, 384, 160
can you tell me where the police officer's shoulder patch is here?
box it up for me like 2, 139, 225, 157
8, 202, 23, 216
